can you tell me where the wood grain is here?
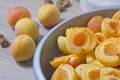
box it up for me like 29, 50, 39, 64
0, 0, 82, 80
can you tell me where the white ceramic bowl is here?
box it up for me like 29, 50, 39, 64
33, 8, 119, 80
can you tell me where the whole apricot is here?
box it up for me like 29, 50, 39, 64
10, 34, 36, 62
15, 18, 39, 41
38, 3, 61, 28
87, 16, 103, 33
7, 6, 31, 29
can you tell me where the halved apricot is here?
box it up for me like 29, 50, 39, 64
95, 32, 107, 45
50, 54, 81, 68
75, 64, 88, 80
51, 64, 78, 80
66, 27, 96, 54
112, 10, 120, 22
101, 18, 120, 38
86, 51, 96, 64
95, 38, 120, 67
81, 64, 101, 80
57, 36, 70, 54
100, 67, 120, 80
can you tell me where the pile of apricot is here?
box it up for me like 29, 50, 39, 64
50, 10, 120, 80
7, 6, 39, 62
7, 3, 60, 62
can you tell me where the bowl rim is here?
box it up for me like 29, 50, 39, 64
33, 7, 120, 80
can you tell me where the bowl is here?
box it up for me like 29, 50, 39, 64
33, 8, 119, 80
80, 0, 120, 12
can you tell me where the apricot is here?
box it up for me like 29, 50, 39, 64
57, 36, 70, 54
95, 38, 120, 67
65, 27, 80, 36
86, 51, 96, 64
87, 15, 103, 33
50, 54, 81, 68
38, 3, 61, 28
100, 67, 120, 80
50, 55, 71, 68
81, 64, 101, 80
10, 34, 36, 62
15, 18, 39, 41
68, 55, 81, 68
101, 18, 120, 38
75, 64, 88, 80
7, 6, 31, 29
51, 64, 78, 80
112, 10, 120, 22
66, 27, 96, 54
95, 32, 107, 45
91, 60, 104, 68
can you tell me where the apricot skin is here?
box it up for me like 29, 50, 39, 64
87, 16, 103, 33
7, 6, 31, 28
10, 34, 36, 62
15, 18, 39, 41
38, 3, 60, 28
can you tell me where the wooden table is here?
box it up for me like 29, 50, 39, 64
0, 0, 82, 80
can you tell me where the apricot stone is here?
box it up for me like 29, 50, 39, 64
38, 3, 61, 28
15, 18, 39, 41
10, 34, 36, 62
7, 6, 31, 29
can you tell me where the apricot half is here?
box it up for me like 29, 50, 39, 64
75, 64, 88, 80
81, 64, 101, 80
50, 54, 80, 68
86, 51, 96, 64
51, 64, 78, 80
91, 60, 104, 68
95, 38, 120, 67
112, 10, 120, 22
57, 36, 70, 54
95, 32, 107, 45
66, 27, 96, 54
101, 18, 120, 38
100, 67, 120, 80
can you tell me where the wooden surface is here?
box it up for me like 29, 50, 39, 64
0, 0, 82, 80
